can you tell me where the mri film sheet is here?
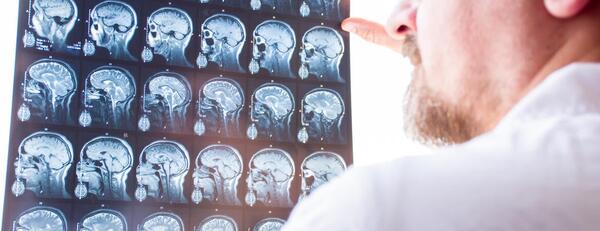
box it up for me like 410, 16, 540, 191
6, 0, 352, 230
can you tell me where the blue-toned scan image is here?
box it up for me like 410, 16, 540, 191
22, 0, 81, 54
197, 14, 247, 73
246, 83, 295, 141
297, 88, 346, 144
194, 77, 245, 137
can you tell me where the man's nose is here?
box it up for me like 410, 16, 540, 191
385, 0, 418, 40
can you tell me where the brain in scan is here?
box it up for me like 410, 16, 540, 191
16, 206, 66, 231
252, 218, 285, 231
304, 90, 343, 120
148, 74, 191, 109
21, 133, 71, 170
202, 79, 244, 113
83, 137, 132, 173
34, 0, 75, 25
149, 8, 191, 41
142, 213, 183, 231
254, 84, 294, 119
198, 145, 242, 180
199, 216, 237, 231
302, 152, 346, 194
254, 21, 295, 54
80, 210, 126, 231
143, 142, 188, 176
303, 27, 344, 59
251, 149, 293, 182
203, 14, 245, 48
92, 1, 134, 33
89, 67, 135, 103
27, 60, 76, 98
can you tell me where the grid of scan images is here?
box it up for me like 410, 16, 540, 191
4, 0, 352, 230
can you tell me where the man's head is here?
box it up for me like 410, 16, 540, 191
378, 0, 600, 145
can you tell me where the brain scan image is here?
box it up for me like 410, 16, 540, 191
142, 7, 193, 67
13, 206, 67, 231
135, 140, 189, 204
248, 20, 296, 78
245, 148, 295, 208
194, 78, 244, 137
79, 66, 136, 129
297, 88, 345, 144
84, 0, 138, 61
252, 218, 285, 231
79, 209, 127, 231
191, 145, 243, 205
298, 0, 343, 20
298, 26, 345, 82
23, 0, 78, 52
11, 131, 73, 199
299, 151, 346, 200
138, 72, 192, 133
246, 83, 295, 141
74, 136, 133, 201
17, 58, 77, 124
249, 0, 292, 14
196, 215, 238, 231
140, 212, 184, 231
196, 14, 246, 73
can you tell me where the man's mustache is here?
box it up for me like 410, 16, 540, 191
401, 35, 421, 65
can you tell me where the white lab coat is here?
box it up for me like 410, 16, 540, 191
283, 63, 600, 231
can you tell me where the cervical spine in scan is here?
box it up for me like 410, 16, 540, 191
297, 88, 345, 144
249, 20, 296, 78
11, 131, 73, 199
84, 0, 138, 61
79, 65, 136, 129
142, 7, 194, 67
197, 14, 246, 73
299, 0, 344, 20
17, 58, 77, 125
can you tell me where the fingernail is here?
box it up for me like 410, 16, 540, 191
342, 22, 356, 33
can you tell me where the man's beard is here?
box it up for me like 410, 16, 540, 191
401, 35, 474, 146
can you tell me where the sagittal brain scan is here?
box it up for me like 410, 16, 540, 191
192, 144, 243, 205
13, 206, 67, 231
299, 0, 343, 20
23, 0, 78, 52
252, 218, 285, 231
196, 215, 238, 231
297, 88, 345, 144
7, 0, 352, 229
194, 77, 244, 137
196, 14, 246, 73
298, 26, 345, 82
142, 7, 193, 67
79, 209, 127, 231
245, 148, 295, 208
249, 20, 296, 78
249, 0, 292, 14
11, 131, 73, 199
299, 151, 346, 200
135, 140, 189, 204
17, 58, 77, 124
74, 136, 133, 201
138, 72, 192, 133
84, 0, 138, 61
140, 212, 184, 231
79, 65, 136, 129
246, 83, 295, 141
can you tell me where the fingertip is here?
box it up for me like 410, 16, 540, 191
341, 20, 356, 33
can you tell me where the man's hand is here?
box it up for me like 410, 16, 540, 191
341, 18, 405, 53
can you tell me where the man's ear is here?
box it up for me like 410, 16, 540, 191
544, 0, 591, 18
